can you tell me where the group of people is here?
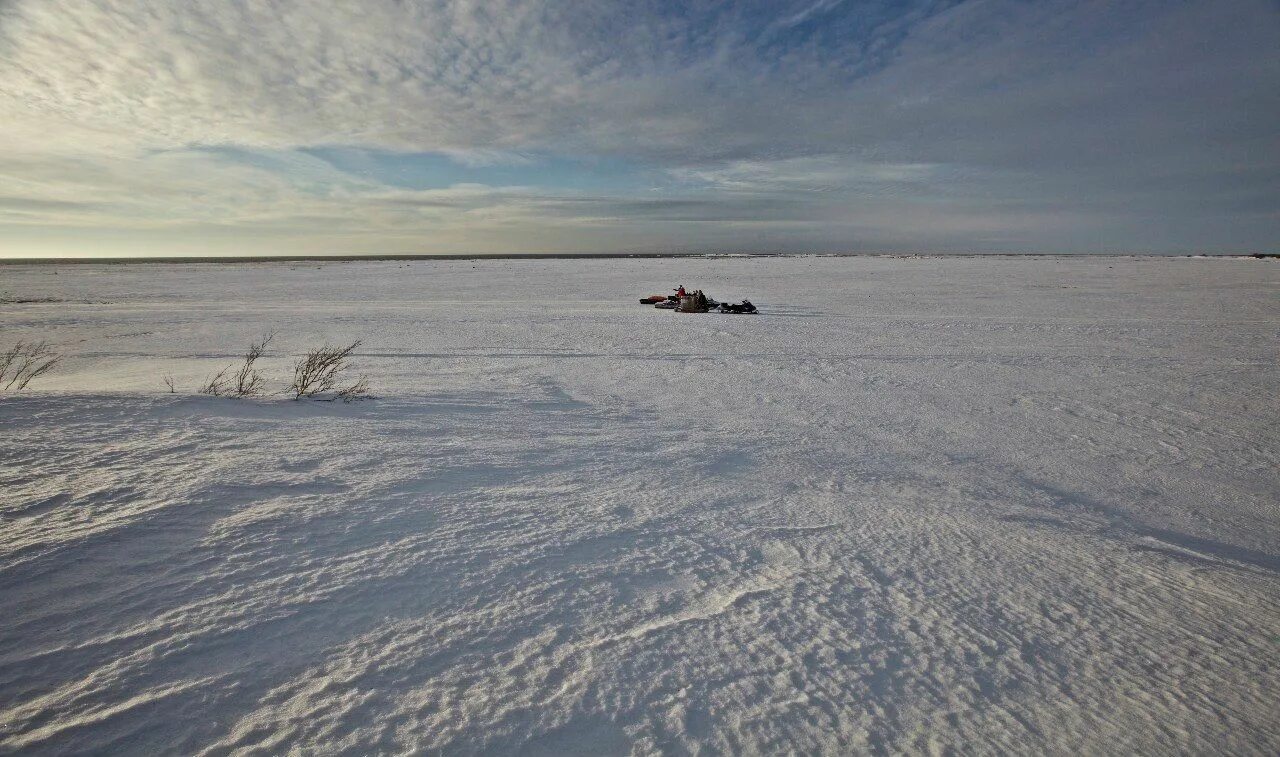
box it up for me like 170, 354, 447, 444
643, 285, 755, 314
675, 285, 713, 312
672, 285, 756, 314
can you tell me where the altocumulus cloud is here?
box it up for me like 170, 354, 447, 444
0, 0, 1276, 256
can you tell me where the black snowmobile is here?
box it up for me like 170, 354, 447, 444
718, 300, 757, 314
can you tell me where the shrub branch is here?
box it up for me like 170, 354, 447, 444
1, 340, 62, 391
290, 341, 366, 400
200, 332, 274, 397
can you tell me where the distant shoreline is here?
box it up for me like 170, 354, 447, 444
1, 252, 1273, 265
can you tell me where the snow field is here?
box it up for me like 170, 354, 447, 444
0, 256, 1277, 753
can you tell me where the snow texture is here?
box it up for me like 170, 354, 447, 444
1, 256, 1277, 754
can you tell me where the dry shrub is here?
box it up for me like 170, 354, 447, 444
1, 340, 62, 391
194, 334, 372, 401
200, 333, 274, 397
334, 375, 372, 402
290, 341, 370, 401
198, 366, 231, 396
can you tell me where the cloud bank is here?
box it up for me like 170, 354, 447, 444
0, 0, 1276, 256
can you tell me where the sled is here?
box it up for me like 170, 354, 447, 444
678, 294, 711, 313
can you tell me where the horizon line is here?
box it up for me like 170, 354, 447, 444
2, 252, 1275, 265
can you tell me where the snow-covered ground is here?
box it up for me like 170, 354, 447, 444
1, 256, 1277, 754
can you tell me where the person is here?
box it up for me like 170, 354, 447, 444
676, 285, 686, 297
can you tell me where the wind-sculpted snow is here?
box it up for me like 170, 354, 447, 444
0, 256, 1277, 753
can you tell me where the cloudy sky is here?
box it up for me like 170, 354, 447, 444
0, 0, 1276, 257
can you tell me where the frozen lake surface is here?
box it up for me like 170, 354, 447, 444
1, 256, 1277, 754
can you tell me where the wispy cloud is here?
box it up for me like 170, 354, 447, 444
0, 0, 1276, 255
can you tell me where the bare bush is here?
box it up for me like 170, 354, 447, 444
198, 365, 231, 396
334, 375, 372, 402
200, 332, 274, 398
1, 340, 62, 391
163, 374, 177, 393
231, 332, 274, 397
290, 341, 369, 400
195, 334, 372, 401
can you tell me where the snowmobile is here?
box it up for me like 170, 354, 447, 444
718, 300, 757, 314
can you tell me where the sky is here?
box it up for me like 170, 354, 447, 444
0, 0, 1276, 258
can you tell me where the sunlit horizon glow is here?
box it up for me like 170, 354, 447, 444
1, 0, 1277, 258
